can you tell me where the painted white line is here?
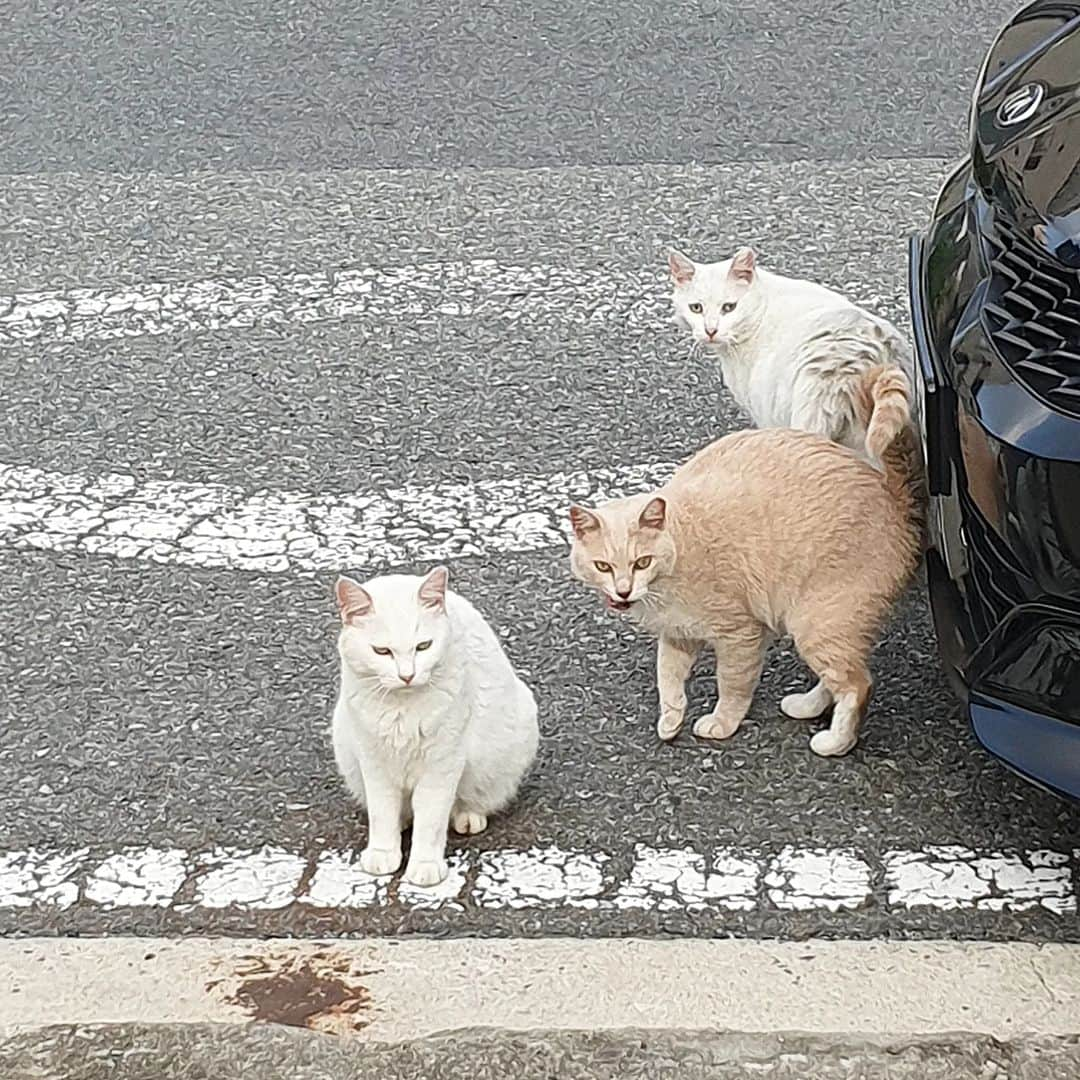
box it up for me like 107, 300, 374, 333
302, 850, 388, 909
84, 848, 188, 910
190, 846, 308, 910
0, 459, 675, 574
884, 846, 1076, 914
0, 848, 87, 909
0, 844, 1074, 916
765, 847, 873, 912
474, 847, 609, 910
0, 260, 670, 348
612, 844, 759, 912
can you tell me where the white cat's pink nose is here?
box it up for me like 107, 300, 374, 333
705, 327, 718, 339
399, 672, 414, 685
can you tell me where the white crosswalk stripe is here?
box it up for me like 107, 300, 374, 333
1, 844, 1075, 915
0, 261, 670, 347
0, 459, 675, 573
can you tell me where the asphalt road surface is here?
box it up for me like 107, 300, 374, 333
3, 0, 1077, 949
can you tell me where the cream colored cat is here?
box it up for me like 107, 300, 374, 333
568, 388, 922, 757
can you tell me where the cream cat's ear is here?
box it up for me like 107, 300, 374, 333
418, 566, 449, 611
668, 248, 696, 285
729, 246, 756, 283
569, 504, 601, 540
336, 576, 374, 624
638, 497, 667, 531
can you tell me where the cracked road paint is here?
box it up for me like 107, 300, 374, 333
301, 851, 389, 910
612, 845, 760, 911
0, 260, 670, 348
84, 848, 189, 909
884, 847, 1077, 914
0, 849, 88, 909
191, 847, 309, 911
0, 460, 675, 574
473, 847, 609, 910
0, 844, 1074, 916
765, 847, 873, 912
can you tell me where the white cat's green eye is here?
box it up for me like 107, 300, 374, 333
721, 301, 737, 315
372, 646, 392, 656
633, 556, 653, 570
594, 560, 613, 573
416, 640, 433, 652
688, 302, 703, 314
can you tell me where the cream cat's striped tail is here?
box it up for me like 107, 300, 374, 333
857, 363, 912, 464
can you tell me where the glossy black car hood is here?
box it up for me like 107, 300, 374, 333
971, 1, 1080, 267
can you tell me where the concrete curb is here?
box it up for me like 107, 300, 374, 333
4, 937, 1080, 1042
2, 1024, 1080, 1079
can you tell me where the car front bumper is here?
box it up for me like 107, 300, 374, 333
910, 230, 1080, 800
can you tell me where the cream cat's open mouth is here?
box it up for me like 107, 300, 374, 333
605, 596, 633, 612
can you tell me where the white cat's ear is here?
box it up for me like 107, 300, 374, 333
668, 248, 696, 285
336, 576, 374, 624
729, 246, 756, 284
418, 566, 449, 611
569, 504, 601, 540
638, 497, 667, 531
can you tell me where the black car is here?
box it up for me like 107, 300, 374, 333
909, 0, 1080, 799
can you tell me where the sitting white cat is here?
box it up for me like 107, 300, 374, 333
332, 566, 538, 887
668, 246, 915, 464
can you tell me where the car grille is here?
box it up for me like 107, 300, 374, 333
982, 216, 1080, 416
956, 487, 1030, 641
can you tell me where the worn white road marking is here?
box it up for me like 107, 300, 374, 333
884, 846, 1076, 915
765, 847, 873, 912
0, 849, 87, 909
84, 848, 189, 910
0, 844, 1074, 915
0, 261, 670, 348
0, 459, 675, 574
190, 846, 309, 910
474, 847, 609, 910
612, 845, 760, 911
302, 850, 388, 909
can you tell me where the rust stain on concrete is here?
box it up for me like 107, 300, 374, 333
208, 948, 378, 1035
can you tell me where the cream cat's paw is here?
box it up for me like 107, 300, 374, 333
360, 846, 402, 877
781, 682, 833, 720
452, 810, 488, 835
656, 712, 684, 741
692, 710, 742, 740
809, 729, 857, 757
404, 857, 449, 887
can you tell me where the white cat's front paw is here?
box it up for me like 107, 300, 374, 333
656, 712, 683, 741
692, 710, 742, 740
452, 810, 488, 835
403, 857, 448, 887
360, 845, 402, 877
809, 729, 857, 757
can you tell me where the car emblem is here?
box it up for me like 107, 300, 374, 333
996, 83, 1044, 127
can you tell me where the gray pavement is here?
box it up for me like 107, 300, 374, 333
3, 1025, 1080, 1080
0, 0, 1077, 981
0, 0, 1019, 174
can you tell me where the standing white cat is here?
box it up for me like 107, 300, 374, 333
668, 246, 915, 463
332, 566, 538, 887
